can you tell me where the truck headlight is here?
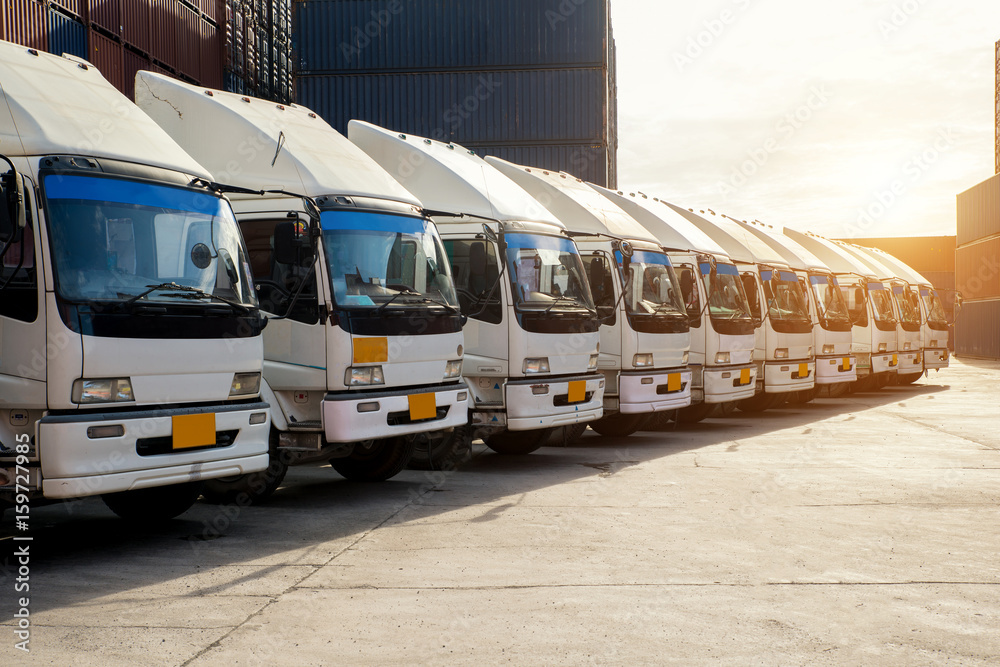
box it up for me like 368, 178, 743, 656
822, 344, 835, 355
72, 378, 134, 404
774, 348, 788, 359
903, 342, 911, 351
229, 372, 261, 397
346, 366, 385, 386
715, 352, 730, 364
588, 354, 600, 371
522, 358, 550, 374
682, 351, 689, 365
633, 353, 653, 368
930, 339, 938, 348
445, 359, 463, 379
878, 343, 887, 353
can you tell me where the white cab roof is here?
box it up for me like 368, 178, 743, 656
485, 156, 657, 243
0, 42, 208, 177
833, 241, 899, 282
737, 221, 828, 272
136, 73, 419, 205
662, 204, 787, 267
850, 244, 930, 286
348, 120, 560, 225
589, 185, 728, 255
783, 228, 878, 279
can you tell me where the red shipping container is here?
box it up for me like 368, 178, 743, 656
89, 28, 124, 92
199, 0, 220, 25
2, 0, 48, 53
120, 0, 151, 55
123, 49, 150, 101
50, 0, 85, 20
200, 17, 222, 89
87, 0, 121, 37
149, 0, 177, 67
175, 3, 201, 80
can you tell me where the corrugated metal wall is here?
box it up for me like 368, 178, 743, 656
956, 173, 1000, 358
954, 300, 1000, 360
292, 0, 618, 186
957, 174, 1000, 246
956, 238, 1000, 301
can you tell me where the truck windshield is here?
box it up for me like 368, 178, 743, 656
920, 288, 949, 329
505, 232, 594, 312
44, 173, 256, 308
700, 262, 752, 321
617, 250, 686, 317
322, 210, 458, 310
809, 274, 852, 328
892, 284, 921, 326
867, 283, 897, 324
838, 278, 869, 327
760, 269, 810, 322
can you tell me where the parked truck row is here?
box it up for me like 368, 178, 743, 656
0, 43, 959, 521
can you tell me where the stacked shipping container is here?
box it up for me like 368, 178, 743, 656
955, 174, 1000, 359
2, 1, 291, 105
292, 0, 618, 187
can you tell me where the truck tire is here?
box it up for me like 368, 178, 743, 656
102, 481, 204, 522
785, 387, 819, 405
588, 413, 646, 437
677, 403, 714, 424
201, 429, 288, 505
332, 437, 415, 481
555, 422, 589, 446
485, 428, 552, 455
408, 425, 473, 471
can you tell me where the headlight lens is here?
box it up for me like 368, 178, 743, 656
588, 354, 600, 371
930, 339, 938, 348
445, 359, 463, 379
72, 378, 134, 404
522, 358, 551, 374
822, 344, 835, 355
229, 372, 261, 397
714, 352, 730, 364
903, 342, 911, 351
633, 353, 653, 368
682, 351, 689, 365
774, 348, 788, 359
878, 343, 888, 353
346, 366, 385, 386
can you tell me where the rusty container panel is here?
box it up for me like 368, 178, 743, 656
956, 238, 1000, 301
2, 0, 49, 53
200, 16, 223, 89
150, 0, 178, 67
87, 0, 121, 37
173, 2, 201, 79
955, 299, 1000, 360
89, 28, 124, 91
50, 0, 85, 20
199, 0, 220, 24
120, 0, 151, 55
957, 173, 1000, 246
123, 48, 150, 101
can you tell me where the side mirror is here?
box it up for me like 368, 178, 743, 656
0, 165, 26, 232
482, 223, 498, 244
952, 292, 963, 323
273, 220, 312, 266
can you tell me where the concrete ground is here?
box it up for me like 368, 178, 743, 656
3, 358, 999, 665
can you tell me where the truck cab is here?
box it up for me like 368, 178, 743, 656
486, 159, 692, 438
349, 122, 604, 459
0, 43, 269, 520
591, 188, 756, 421
137, 74, 469, 495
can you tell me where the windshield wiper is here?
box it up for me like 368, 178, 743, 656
375, 288, 462, 315
115, 282, 250, 314
374, 287, 419, 315
541, 296, 594, 315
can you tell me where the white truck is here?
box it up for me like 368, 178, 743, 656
349, 122, 604, 459
736, 221, 856, 400
835, 242, 923, 385
487, 159, 692, 438
670, 207, 816, 411
848, 244, 951, 378
784, 229, 900, 389
590, 188, 757, 421
137, 74, 469, 495
0, 42, 269, 520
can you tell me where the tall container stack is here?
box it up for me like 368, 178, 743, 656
292, 0, 618, 187
224, 0, 293, 103
955, 175, 1000, 359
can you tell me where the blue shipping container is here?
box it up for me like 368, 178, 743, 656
296, 68, 607, 145
47, 7, 88, 61
955, 299, 1000, 359
294, 0, 608, 73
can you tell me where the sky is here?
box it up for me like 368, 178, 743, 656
608, 0, 1000, 239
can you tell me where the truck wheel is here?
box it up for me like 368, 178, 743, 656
332, 436, 415, 481
896, 372, 921, 385
677, 403, 714, 424
714, 401, 739, 417
588, 413, 646, 437
201, 429, 288, 504
408, 425, 472, 471
785, 387, 819, 405
102, 481, 204, 522
556, 422, 589, 446
485, 428, 552, 455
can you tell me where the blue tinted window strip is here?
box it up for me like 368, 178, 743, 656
321, 210, 426, 234
868, 283, 885, 291
44, 174, 222, 216
810, 275, 829, 285
505, 232, 577, 253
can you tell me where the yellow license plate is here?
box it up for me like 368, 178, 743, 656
408, 393, 436, 421
799, 363, 809, 378
892, 354, 898, 366
567, 380, 586, 403
353, 337, 388, 364
842, 357, 852, 372
172, 413, 216, 450
740, 368, 751, 385
667, 373, 682, 392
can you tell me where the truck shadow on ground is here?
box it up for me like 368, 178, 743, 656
0, 379, 948, 619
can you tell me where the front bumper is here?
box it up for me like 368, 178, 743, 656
505, 373, 604, 431
323, 383, 469, 443
924, 347, 949, 370
897, 351, 923, 375
763, 360, 815, 393
38, 401, 270, 499
703, 363, 757, 404
613, 368, 692, 413
815, 355, 858, 385
871, 352, 898, 374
